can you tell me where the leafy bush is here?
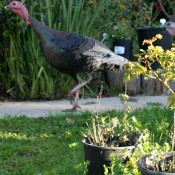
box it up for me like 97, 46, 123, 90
0, 0, 107, 100
0, 0, 160, 100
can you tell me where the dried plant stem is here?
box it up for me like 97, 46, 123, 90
152, 72, 175, 169
87, 82, 106, 146
173, 111, 175, 171
131, 132, 144, 157
96, 83, 104, 145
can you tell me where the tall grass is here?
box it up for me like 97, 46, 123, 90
1, 0, 107, 100
9, 32, 56, 99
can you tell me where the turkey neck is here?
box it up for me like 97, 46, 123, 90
28, 15, 67, 70
28, 16, 68, 43
28, 15, 55, 41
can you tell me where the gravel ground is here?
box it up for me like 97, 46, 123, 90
0, 95, 168, 118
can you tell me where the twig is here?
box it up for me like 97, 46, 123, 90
157, 0, 171, 20
152, 71, 175, 95
172, 111, 175, 170
130, 132, 145, 157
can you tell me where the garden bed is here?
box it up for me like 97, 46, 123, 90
0, 106, 173, 174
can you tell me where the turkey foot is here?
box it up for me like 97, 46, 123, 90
63, 72, 92, 112
62, 90, 81, 112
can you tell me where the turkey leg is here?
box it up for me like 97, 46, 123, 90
67, 72, 92, 111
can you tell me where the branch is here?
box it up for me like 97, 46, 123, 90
157, 0, 171, 20
153, 71, 175, 95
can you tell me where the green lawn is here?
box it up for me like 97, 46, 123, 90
0, 105, 173, 175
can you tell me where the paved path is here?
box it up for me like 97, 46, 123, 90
0, 95, 168, 118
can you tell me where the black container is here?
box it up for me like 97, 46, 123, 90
113, 38, 133, 61
137, 27, 172, 70
82, 138, 134, 175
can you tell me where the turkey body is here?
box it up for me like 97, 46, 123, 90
29, 16, 125, 75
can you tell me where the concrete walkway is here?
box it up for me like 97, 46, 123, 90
0, 95, 168, 118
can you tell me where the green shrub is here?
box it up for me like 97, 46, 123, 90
0, 0, 107, 100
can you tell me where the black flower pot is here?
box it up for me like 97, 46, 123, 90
113, 38, 133, 61
82, 138, 134, 175
137, 27, 172, 70
138, 152, 175, 175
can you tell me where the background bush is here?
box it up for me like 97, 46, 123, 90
0, 0, 165, 100
0, 0, 107, 100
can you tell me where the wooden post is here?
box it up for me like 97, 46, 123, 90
106, 72, 124, 91
141, 74, 164, 95
126, 76, 141, 96
106, 71, 141, 96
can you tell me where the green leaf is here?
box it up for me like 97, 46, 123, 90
123, 73, 131, 83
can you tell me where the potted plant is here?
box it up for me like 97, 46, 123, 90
111, 20, 133, 61
137, 151, 175, 175
124, 34, 175, 174
133, 1, 173, 70
103, 20, 136, 94
137, 26, 172, 70
82, 87, 143, 175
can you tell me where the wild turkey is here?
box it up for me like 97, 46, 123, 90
5, 1, 129, 111
164, 21, 175, 36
